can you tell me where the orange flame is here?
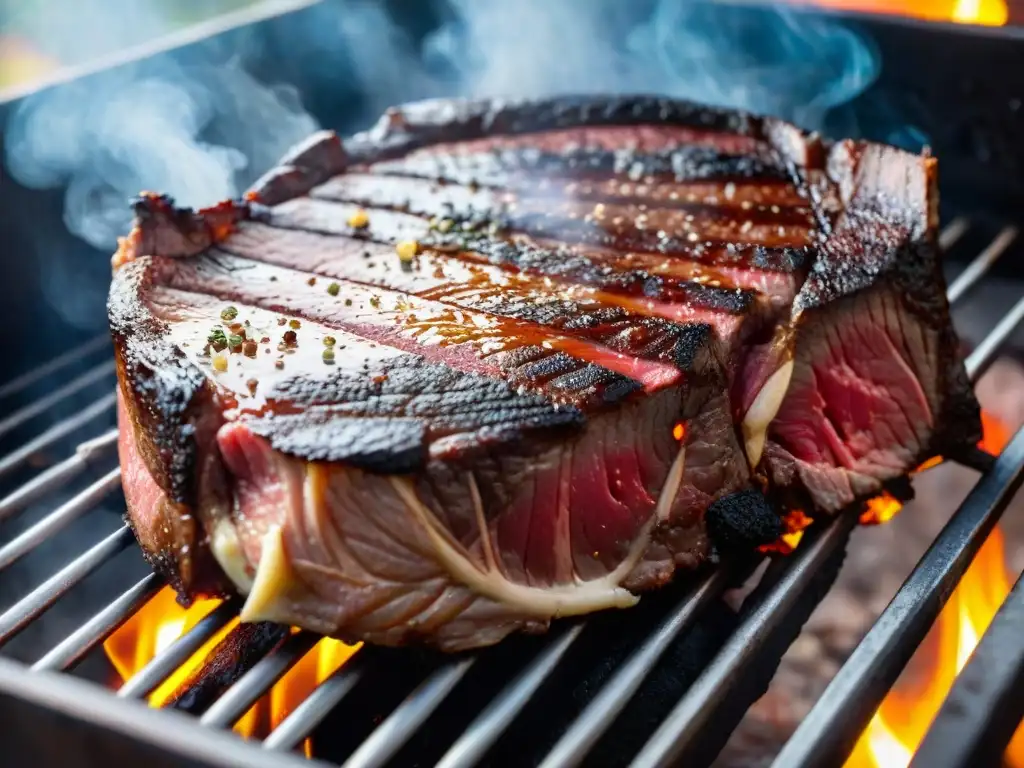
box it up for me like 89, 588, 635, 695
104, 591, 359, 754
784, 0, 1008, 25
845, 411, 1023, 767
761, 508, 815, 554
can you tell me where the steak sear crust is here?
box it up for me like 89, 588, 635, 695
108, 96, 978, 650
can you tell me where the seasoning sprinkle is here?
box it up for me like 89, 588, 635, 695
220, 306, 238, 322
395, 240, 419, 262
369, 296, 381, 308
246, 378, 259, 395
275, 359, 284, 370
327, 282, 340, 296
243, 340, 258, 357
289, 319, 301, 329
283, 330, 297, 345
344, 298, 353, 306
207, 328, 228, 350
323, 336, 336, 347
322, 349, 336, 364
347, 209, 370, 229
307, 277, 317, 286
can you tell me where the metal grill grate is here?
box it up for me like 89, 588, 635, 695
0, 217, 1021, 768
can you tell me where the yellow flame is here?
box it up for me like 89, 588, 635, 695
784, 0, 1008, 25
952, 0, 1009, 24
847, 413, 1023, 767
104, 588, 359, 750
860, 493, 903, 525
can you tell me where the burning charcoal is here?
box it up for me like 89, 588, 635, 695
163, 622, 289, 715
706, 489, 784, 554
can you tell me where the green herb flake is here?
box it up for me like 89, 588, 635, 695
207, 328, 228, 351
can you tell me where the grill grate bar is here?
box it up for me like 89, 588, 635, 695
965, 294, 1024, 382
0, 212, 1017, 768
631, 513, 859, 768
538, 569, 733, 768
0, 429, 117, 523
938, 217, 970, 251
199, 632, 320, 729
0, 334, 109, 401
0, 361, 114, 441
340, 657, 476, 768
32, 573, 164, 673
262, 654, 367, 752
0, 468, 121, 572
0, 525, 133, 648
438, 624, 585, 768
771, 425, 1024, 768
550, 224, 1012, 768
117, 600, 239, 700
910, 571, 1024, 768
0, 392, 116, 481
946, 226, 1019, 304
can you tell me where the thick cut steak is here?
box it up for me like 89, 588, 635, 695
109, 96, 979, 650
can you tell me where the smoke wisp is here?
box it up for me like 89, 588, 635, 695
3, 0, 881, 253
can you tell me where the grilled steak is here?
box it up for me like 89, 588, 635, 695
109, 96, 979, 650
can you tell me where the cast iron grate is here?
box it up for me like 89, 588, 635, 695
0, 217, 1021, 768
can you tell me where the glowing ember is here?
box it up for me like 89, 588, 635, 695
859, 492, 903, 525
914, 455, 943, 472
761, 509, 815, 554
980, 408, 1012, 455
104, 589, 360, 753
783, 0, 1008, 25
845, 411, 1024, 767
672, 422, 686, 441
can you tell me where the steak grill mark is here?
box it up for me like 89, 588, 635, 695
109, 95, 978, 653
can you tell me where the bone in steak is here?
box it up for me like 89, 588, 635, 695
108, 96, 980, 651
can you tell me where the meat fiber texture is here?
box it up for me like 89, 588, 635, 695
108, 96, 979, 651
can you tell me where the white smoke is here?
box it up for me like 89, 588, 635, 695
3, 0, 880, 253
424, 0, 878, 127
